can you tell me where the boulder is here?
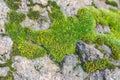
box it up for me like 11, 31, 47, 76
76, 40, 104, 62
0, 36, 13, 64
0, 67, 10, 77
56, 0, 92, 16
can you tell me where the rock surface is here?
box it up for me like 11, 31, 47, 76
0, 0, 10, 34
12, 55, 88, 80
0, 67, 10, 77
0, 36, 13, 64
56, 0, 92, 16
76, 40, 104, 62
95, 24, 111, 34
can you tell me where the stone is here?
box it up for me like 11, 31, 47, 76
12, 55, 60, 80
76, 40, 104, 62
95, 24, 111, 34
98, 45, 112, 58
0, 0, 10, 32
56, 0, 92, 16
32, 0, 48, 6
61, 54, 88, 80
0, 67, 10, 77
21, 8, 51, 30
0, 36, 13, 64
17, 0, 29, 14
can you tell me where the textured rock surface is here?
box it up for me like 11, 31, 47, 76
0, 36, 13, 64
12, 55, 88, 80
0, 0, 10, 34
76, 40, 104, 62
0, 67, 10, 77
32, 0, 48, 6
98, 45, 112, 58
56, 0, 92, 16
95, 24, 111, 34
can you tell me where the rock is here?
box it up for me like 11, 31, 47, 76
12, 54, 88, 80
93, 0, 109, 9
32, 0, 48, 6
61, 54, 88, 80
88, 70, 104, 80
21, 8, 51, 30
98, 45, 112, 58
56, 0, 92, 16
0, 36, 13, 64
0, 67, 10, 77
17, 0, 29, 14
12, 55, 60, 80
76, 40, 104, 62
95, 24, 111, 34
0, 0, 10, 32
86, 67, 120, 80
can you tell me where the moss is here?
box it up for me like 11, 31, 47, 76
27, 8, 40, 20
8, 10, 26, 23
83, 59, 115, 73
4, 0, 20, 10
105, 0, 118, 7
5, 2, 120, 62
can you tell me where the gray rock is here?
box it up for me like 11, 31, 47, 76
56, 0, 92, 16
95, 24, 111, 34
61, 54, 88, 80
32, 0, 48, 6
17, 0, 29, 14
21, 7, 51, 30
0, 67, 10, 77
12, 55, 60, 80
0, 36, 13, 64
76, 40, 104, 62
98, 45, 112, 58
0, 0, 10, 32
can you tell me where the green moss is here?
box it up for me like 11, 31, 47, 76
27, 9, 40, 20
105, 0, 118, 7
83, 59, 115, 73
5, 2, 120, 62
8, 11, 26, 23
4, 0, 20, 10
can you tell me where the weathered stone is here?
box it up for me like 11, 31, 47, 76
0, 36, 13, 64
95, 24, 111, 34
56, 0, 92, 16
98, 45, 112, 58
0, 67, 10, 77
12, 55, 60, 80
76, 40, 104, 62
0, 0, 10, 32
32, 0, 48, 6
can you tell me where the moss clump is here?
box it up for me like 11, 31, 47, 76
105, 0, 118, 7
27, 9, 40, 20
5, 1, 120, 62
4, 0, 20, 10
83, 59, 115, 73
8, 11, 26, 23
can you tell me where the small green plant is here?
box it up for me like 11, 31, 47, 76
27, 9, 40, 20
105, 0, 118, 7
83, 59, 115, 73
8, 11, 26, 23
4, 0, 20, 10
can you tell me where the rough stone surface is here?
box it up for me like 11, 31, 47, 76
0, 36, 13, 64
76, 40, 104, 62
95, 24, 111, 34
12, 54, 88, 80
0, 67, 10, 77
98, 45, 112, 58
32, 0, 48, 6
56, 0, 92, 16
0, 0, 10, 34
